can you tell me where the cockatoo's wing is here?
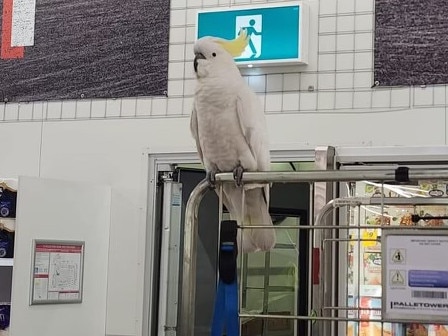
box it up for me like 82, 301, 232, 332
190, 105, 204, 164
236, 88, 270, 172
236, 87, 272, 227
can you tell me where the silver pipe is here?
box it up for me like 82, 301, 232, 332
323, 306, 381, 311
213, 169, 448, 183
368, 197, 448, 206
314, 200, 335, 231
238, 224, 448, 230
238, 313, 448, 324
307, 182, 314, 336
330, 196, 448, 207
323, 238, 377, 243
314, 200, 335, 336
180, 179, 209, 336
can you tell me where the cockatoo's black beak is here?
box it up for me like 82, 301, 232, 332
194, 53, 206, 72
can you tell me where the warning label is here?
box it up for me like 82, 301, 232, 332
391, 249, 406, 264
390, 270, 406, 286
383, 231, 448, 321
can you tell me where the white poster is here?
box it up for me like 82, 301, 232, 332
31, 240, 84, 304
383, 231, 448, 322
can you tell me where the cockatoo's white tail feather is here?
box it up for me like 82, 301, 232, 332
222, 184, 275, 253
243, 187, 276, 252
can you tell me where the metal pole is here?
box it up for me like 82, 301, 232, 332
213, 169, 448, 183
315, 197, 448, 224
179, 179, 209, 336
313, 146, 335, 336
237, 313, 448, 324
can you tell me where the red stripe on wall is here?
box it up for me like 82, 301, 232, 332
1, 0, 25, 59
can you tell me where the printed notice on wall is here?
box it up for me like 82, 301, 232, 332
382, 231, 448, 322
31, 240, 84, 305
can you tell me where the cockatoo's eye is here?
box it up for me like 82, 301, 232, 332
212, 52, 216, 57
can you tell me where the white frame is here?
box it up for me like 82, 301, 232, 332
157, 181, 183, 335
195, 1, 309, 67
30, 239, 85, 305
336, 146, 448, 164
141, 147, 315, 336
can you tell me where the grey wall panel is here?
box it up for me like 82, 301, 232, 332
0, 0, 169, 102
374, 0, 448, 86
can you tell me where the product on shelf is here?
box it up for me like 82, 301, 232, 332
406, 323, 428, 336
0, 304, 10, 331
433, 325, 448, 336
362, 252, 382, 286
0, 184, 16, 219
416, 206, 448, 227
0, 230, 14, 258
420, 182, 448, 197
405, 324, 448, 336
370, 213, 391, 226
347, 296, 356, 336
399, 213, 415, 226
359, 297, 392, 336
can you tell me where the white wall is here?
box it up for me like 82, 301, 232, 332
10, 176, 111, 336
1, 0, 448, 335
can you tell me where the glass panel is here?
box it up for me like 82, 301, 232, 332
240, 216, 301, 336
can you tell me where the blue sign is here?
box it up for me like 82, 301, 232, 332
409, 270, 448, 288
196, 2, 308, 66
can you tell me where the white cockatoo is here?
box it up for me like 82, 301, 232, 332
190, 30, 275, 253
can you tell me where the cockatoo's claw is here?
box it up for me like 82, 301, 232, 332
206, 169, 222, 189
233, 164, 244, 187
206, 171, 217, 189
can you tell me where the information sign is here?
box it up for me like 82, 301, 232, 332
382, 231, 448, 322
31, 240, 84, 305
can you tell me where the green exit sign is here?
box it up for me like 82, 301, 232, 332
196, 2, 309, 67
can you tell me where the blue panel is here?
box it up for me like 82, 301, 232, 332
409, 270, 448, 288
197, 4, 302, 64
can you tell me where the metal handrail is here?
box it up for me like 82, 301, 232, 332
213, 168, 448, 183
179, 168, 448, 336
181, 179, 209, 336
238, 313, 448, 325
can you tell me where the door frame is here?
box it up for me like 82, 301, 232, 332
141, 147, 315, 336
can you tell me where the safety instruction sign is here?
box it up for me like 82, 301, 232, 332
382, 231, 448, 322
31, 240, 84, 305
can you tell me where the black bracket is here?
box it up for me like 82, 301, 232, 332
395, 167, 410, 183
218, 220, 238, 284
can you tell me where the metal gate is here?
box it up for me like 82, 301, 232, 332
179, 165, 448, 336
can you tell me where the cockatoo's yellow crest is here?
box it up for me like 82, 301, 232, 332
215, 29, 249, 57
